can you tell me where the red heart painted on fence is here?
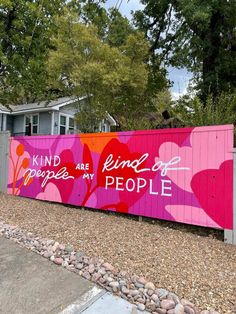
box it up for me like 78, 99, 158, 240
191, 160, 233, 229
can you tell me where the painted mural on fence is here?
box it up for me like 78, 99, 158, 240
8, 125, 234, 229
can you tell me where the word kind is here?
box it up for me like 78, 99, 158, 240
103, 153, 190, 197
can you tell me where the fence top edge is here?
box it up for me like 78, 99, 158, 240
9, 124, 234, 141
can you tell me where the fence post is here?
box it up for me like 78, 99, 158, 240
0, 131, 10, 193
224, 148, 236, 245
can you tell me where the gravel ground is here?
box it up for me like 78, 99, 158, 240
0, 193, 235, 313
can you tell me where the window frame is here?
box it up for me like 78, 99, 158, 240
24, 113, 39, 135
58, 113, 75, 135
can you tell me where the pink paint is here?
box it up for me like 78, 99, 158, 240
8, 125, 234, 229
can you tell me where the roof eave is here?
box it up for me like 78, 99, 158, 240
106, 113, 117, 126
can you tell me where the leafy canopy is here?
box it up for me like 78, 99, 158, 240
134, 0, 236, 100
47, 10, 151, 131
0, 0, 66, 104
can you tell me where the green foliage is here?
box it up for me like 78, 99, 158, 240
174, 93, 236, 127
0, 0, 66, 104
134, 0, 236, 100
106, 8, 134, 47
47, 10, 152, 131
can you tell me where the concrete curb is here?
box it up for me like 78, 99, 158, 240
59, 286, 105, 314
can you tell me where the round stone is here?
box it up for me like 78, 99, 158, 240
161, 299, 175, 310
76, 251, 85, 259
130, 289, 139, 297
168, 293, 180, 304
121, 286, 130, 295
65, 245, 74, 253
146, 302, 156, 311
62, 261, 69, 267
151, 294, 159, 302
88, 264, 95, 274
174, 304, 185, 314
135, 282, 144, 289
50, 255, 55, 261
109, 281, 120, 289
98, 268, 106, 275
106, 277, 113, 283
145, 282, 155, 291
82, 271, 91, 280
91, 272, 101, 282
43, 251, 53, 258
156, 288, 169, 300
59, 244, 65, 250
137, 304, 145, 311
76, 263, 84, 270
54, 257, 63, 265
137, 298, 145, 304
184, 306, 195, 314
147, 289, 154, 296
103, 262, 114, 272
137, 277, 147, 285
119, 280, 126, 286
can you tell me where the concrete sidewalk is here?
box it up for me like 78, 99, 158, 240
0, 236, 146, 314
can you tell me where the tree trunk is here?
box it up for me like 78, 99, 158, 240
201, 10, 222, 104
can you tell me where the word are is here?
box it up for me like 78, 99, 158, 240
76, 163, 90, 170
102, 154, 189, 176
23, 167, 74, 187
105, 176, 172, 196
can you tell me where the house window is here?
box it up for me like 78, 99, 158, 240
60, 115, 66, 135
69, 117, 75, 133
25, 114, 39, 135
32, 115, 39, 134
59, 114, 75, 135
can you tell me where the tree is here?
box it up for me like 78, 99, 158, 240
47, 10, 151, 131
173, 92, 236, 127
106, 8, 135, 47
71, 2, 169, 108
134, 0, 236, 101
0, 0, 66, 105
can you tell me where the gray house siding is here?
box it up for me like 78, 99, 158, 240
6, 115, 13, 134
13, 115, 24, 135
39, 112, 51, 135
54, 111, 59, 135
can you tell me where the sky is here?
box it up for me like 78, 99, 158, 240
104, 0, 192, 98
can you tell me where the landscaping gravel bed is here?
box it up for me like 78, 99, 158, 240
0, 193, 235, 313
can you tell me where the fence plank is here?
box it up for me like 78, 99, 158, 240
0, 131, 9, 193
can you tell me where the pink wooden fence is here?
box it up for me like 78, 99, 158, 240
8, 125, 234, 230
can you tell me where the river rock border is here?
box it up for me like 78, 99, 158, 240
0, 221, 219, 314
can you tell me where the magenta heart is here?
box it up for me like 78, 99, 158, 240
191, 160, 233, 229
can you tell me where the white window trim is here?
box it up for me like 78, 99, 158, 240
99, 119, 110, 133
58, 113, 75, 135
50, 111, 54, 135
24, 113, 39, 135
